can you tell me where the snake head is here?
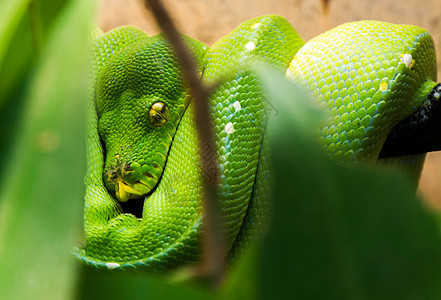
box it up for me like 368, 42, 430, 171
95, 34, 207, 202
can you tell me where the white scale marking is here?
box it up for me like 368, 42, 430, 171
401, 53, 413, 68
225, 122, 235, 134
245, 42, 256, 51
106, 262, 120, 269
233, 101, 242, 112
251, 23, 261, 29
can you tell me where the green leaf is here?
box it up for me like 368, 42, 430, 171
220, 247, 259, 300
78, 268, 214, 300
0, 0, 32, 72
0, 0, 94, 298
0, 0, 69, 108
254, 66, 441, 299
255, 64, 325, 140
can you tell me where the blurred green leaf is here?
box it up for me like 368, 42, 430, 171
0, 0, 32, 70
0, 0, 35, 174
78, 268, 214, 300
0, 0, 75, 179
253, 66, 441, 299
0, 0, 68, 108
0, 6, 34, 109
0, 0, 94, 299
220, 247, 259, 300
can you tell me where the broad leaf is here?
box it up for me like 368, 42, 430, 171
0, 0, 94, 298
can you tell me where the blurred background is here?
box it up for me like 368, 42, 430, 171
96, 0, 441, 208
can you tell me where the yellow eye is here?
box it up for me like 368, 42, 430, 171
148, 101, 170, 127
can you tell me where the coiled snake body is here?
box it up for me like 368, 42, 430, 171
77, 15, 440, 269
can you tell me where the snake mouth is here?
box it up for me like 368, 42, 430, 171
104, 161, 161, 202
113, 179, 149, 202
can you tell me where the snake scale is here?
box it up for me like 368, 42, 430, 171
76, 15, 440, 270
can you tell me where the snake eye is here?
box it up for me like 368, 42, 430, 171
148, 101, 170, 127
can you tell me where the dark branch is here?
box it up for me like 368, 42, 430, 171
144, 0, 226, 288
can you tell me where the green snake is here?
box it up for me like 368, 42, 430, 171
76, 15, 440, 269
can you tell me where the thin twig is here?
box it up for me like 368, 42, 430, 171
144, 0, 226, 288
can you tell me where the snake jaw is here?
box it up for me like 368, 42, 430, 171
139, 176, 157, 191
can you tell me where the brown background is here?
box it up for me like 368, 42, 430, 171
96, 0, 441, 209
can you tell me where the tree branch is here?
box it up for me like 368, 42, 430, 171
144, 0, 226, 288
